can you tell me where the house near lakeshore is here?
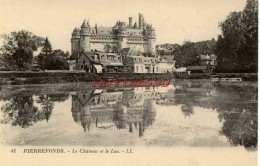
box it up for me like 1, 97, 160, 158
186, 54, 217, 75
67, 51, 133, 73
67, 50, 175, 73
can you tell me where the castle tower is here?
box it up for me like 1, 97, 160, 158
117, 23, 127, 52
147, 27, 156, 55
129, 122, 133, 133
139, 122, 144, 137
80, 106, 91, 132
80, 19, 91, 52
139, 13, 144, 29
71, 28, 80, 54
128, 17, 133, 28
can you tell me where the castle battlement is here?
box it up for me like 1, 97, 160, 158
71, 13, 156, 55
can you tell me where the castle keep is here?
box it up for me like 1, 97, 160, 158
71, 13, 156, 55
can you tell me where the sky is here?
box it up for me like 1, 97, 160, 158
0, 0, 247, 53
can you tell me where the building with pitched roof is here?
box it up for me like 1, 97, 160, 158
68, 51, 133, 73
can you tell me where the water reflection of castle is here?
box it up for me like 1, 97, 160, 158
71, 87, 161, 137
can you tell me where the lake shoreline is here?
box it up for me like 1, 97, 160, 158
0, 72, 257, 85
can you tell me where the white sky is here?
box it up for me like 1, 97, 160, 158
0, 0, 246, 53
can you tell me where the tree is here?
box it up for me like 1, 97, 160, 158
0, 30, 44, 70
37, 95, 54, 122
52, 49, 69, 59
174, 41, 200, 67
38, 38, 69, 70
38, 37, 53, 70
46, 49, 69, 70
161, 39, 216, 68
41, 37, 53, 55
1, 95, 39, 128
216, 0, 258, 73
0, 95, 55, 127
44, 54, 69, 70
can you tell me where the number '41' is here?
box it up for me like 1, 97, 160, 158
11, 149, 16, 153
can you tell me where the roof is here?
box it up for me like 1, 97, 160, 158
85, 52, 103, 63
67, 53, 79, 60
200, 54, 217, 60
77, 51, 101, 64
119, 48, 131, 55
161, 55, 174, 63
175, 67, 186, 72
68, 51, 95, 61
106, 64, 129, 67
159, 58, 167, 63
96, 27, 113, 35
210, 54, 217, 60
187, 66, 208, 70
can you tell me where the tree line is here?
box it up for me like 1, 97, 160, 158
157, 39, 216, 67
157, 0, 258, 73
216, 0, 258, 73
0, 30, 69, 71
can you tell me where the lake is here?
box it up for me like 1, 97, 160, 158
0, 79, 257, 149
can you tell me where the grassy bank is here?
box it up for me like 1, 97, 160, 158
173, 73, 257, 81
0, 72, 173, 85
0, 72, 257, 85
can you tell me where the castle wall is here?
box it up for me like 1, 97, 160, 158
126, 29, 143, 36
128, 44, 145, 53
75, 36, 152, 53
88, 37, 149, 53
71, 14, 156, 55
90, 37, 118, 52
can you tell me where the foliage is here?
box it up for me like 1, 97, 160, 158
0, 95, 54, 127
157, 39, 216, 67
38, 37, 52, 70
38, 38, 69, 70
216, 0, 258, 73
41, 37, 52, 55
44, 54, 69, 70
0, 30, 44, 70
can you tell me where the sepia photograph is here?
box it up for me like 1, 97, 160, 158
0, 0, 258, 165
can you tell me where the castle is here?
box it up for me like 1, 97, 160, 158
70, 87, 159, 135
71, 13, 156, 55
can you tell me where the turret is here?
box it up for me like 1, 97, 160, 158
139, 122, 144, 137
80, 104, 91, 132
147, 27, 156, 55
117, 22, 127, 52
133, 22, 137, 29
139, 13, 144, 29
129, 17, 133, 28
71, 28, 80, 54
80, 19, 91, 52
